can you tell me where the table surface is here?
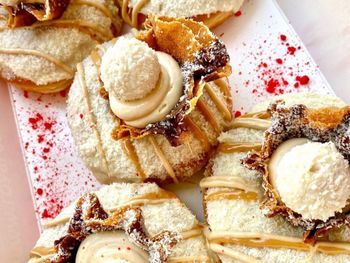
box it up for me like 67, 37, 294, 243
0, 0, 349, 261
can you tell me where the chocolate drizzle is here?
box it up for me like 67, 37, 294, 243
49, 193, 180, 263
2, 0, 70, 28
243, 101, 350, 244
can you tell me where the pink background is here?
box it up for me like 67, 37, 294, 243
0, 0, 349, 261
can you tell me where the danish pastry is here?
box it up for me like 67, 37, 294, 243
117, 0, 244, 29
67, 16, 232, 184
28, 183, 212, 262
0, 0, 122, 93
201, 93, 350, 262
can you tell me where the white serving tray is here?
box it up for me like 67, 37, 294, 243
2, 0, 335, 260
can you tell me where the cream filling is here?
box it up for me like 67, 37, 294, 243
268, 138, 309, 188
76, 231, 148, 263
128, 0, 244, 18
110, 51, 183, 128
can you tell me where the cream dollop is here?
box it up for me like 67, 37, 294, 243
101, 37, 183, 128
76, 231, 148, 263
270, 139, 350, 221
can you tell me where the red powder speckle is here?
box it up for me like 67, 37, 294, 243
234, 111, 242, 118
37, 135, 44, 143
43, 148, 50, 153
266, 78, 280, 93
37, 188, 43, 195
294, 82, 300, 88
287, 46, 297, 55
23, 91, 29, 98
280, 34, 287, 41
59, 90, 67, 97
276, 58, 283, 64
41, 209, 50, 219
127, 247, 131, 251
79, 114, 84, 119
234, 11, 242, 17
296, 75, 310, 85
44, 122, 53, 130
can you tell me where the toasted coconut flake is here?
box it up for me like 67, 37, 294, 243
2, 0, 69, 27
111, 16, 230, 145
50, 193, 180, 262
243, 101, 350, 244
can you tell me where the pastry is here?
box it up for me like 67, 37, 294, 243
0, 0, 122, 93
117, 0, 244, 29
67, 16, 232, 184
28, 183, 212, 262
201, 93, 350, 262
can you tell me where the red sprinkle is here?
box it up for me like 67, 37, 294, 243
275, 58, 283, 64
23, 91, 29, 98
79, 114, 84, 119
59, 90, 67, 97
43, 148, 50, 153
287, 46, 297, 55
234, 111, 242, 118
44, 122, 52, 130
37, 188, 43, 195
280, 34, 287, 41
266, 78, 280, 93
296, 75, 310, 85
234, 11, 242, 17
294, 82, 300, 88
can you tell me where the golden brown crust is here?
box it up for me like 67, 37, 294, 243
3, 0, 70, 27
243, 101, 350, 244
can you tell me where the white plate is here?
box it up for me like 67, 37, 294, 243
7, 0, 334, 240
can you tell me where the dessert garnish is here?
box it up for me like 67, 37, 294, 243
101, 16, 231, 145
49, 193, 180, 263
1, 0, 69, 27
243, 100, 350, 244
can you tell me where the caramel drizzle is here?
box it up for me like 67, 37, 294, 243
209, 243, 261, 263
206, 189, 258, 202
206, 231, 350, 256
121, 138, 146, 181
197, 98, 221, 136
205, 81, 233, 122
0, 48, 74, 76
28, 19, 113, 42
77, 63, 111, 182
200, 176, 259, 194
121, 0, 149, 27
241, 111, 270, 119
149, 136, 178, 183
71, 0, 121, 34
167, 256, 211, 263
184, 116, 211, 151
229, 117, 271, 130
218, 142, 262, 153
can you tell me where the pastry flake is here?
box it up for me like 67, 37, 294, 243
111, 16, 231, 146
243, 101, 350, 244
2, 0, 70, 27
50, 193, 180, 263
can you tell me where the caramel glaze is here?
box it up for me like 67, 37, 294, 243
120, 0, 149, 28
218, 142, 262, 153
121, 138, 146, 181
184, 116, 211, 152
207, 232, 350, 256
206, 189, 258, 202
197, 98, 221, 136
